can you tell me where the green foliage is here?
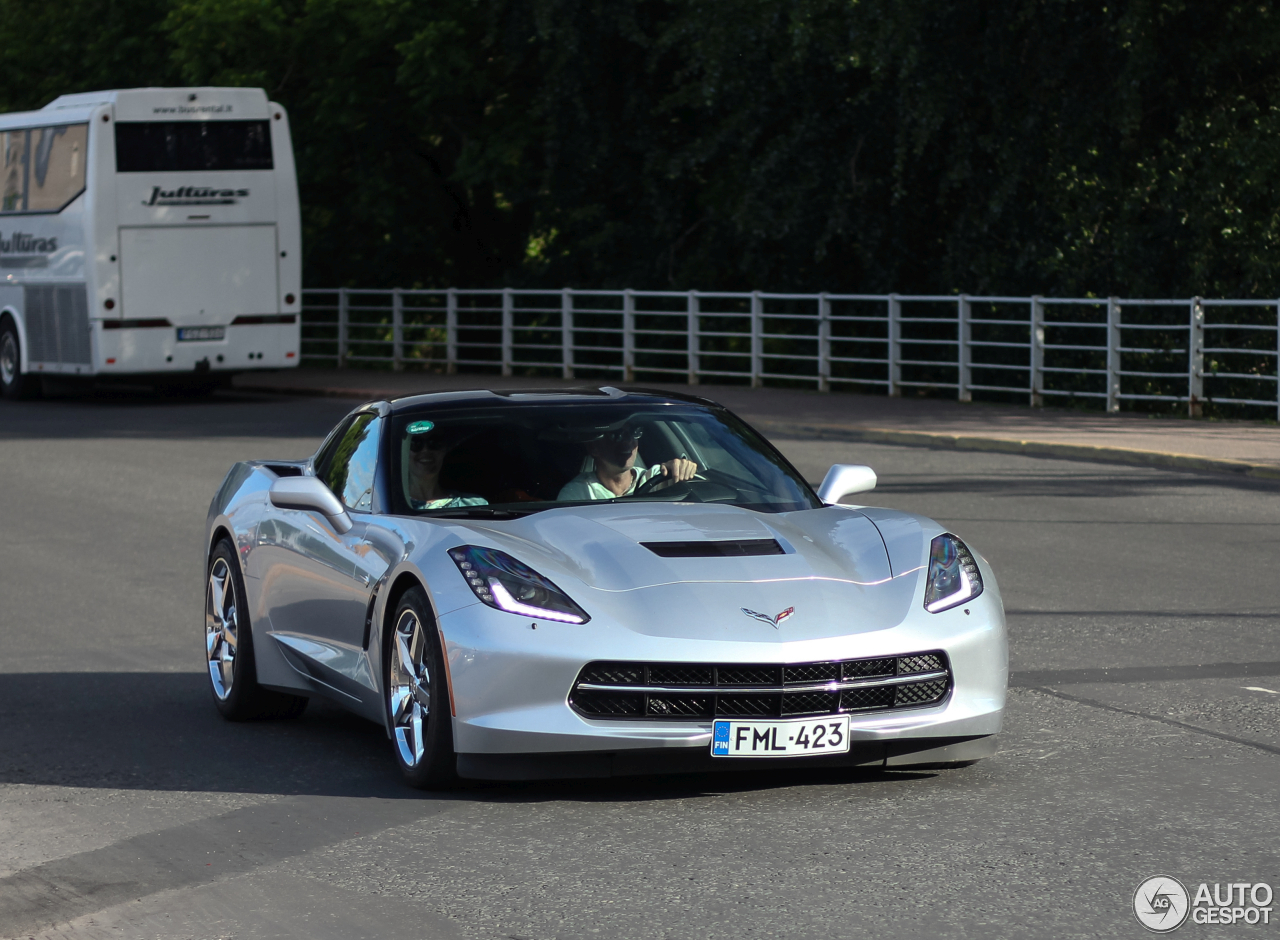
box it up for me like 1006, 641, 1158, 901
0, 0, 179, 112
3, 0, 1280, 296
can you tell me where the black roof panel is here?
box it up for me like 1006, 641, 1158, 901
385, 385, 723, 414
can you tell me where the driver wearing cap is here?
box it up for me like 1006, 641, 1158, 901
557, 423, 698, 500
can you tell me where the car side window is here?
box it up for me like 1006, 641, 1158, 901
313, 416, 354, 478
323, 413, 382, 511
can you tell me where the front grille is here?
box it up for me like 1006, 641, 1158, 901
784, 662, 840, 684
579, 663, 643, 686
571, 691, 644, 717
717, 665, 781, 686
649, 665, 713, 686
782, 691, 840, 715
648, 694, 713, 717
841, 685, 896, 711
569, 651, 952, 720
844, 658, 896, 679
895, 678, 949, 705
717, 694, 779, 716
898, 653, 945, 675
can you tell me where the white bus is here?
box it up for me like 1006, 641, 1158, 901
0, 86, 301, 398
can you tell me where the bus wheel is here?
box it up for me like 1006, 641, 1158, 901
0, 318, 40, 401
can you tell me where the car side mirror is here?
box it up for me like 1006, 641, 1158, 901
269, 476, 354, 534
817, 464, 877, 504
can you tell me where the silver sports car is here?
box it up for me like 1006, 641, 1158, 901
205, 387, 1006, 787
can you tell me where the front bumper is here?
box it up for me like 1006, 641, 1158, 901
456, 735, 999, 780
439, 581, 1007, 771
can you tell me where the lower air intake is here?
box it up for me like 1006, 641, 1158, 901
569, 651, 952, 720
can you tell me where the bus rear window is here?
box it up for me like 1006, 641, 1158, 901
115, 120, 273, 172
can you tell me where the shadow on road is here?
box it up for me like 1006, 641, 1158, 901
0, 672, 928, 801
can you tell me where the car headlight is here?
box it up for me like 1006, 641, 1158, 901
924, 534, 984, 612
448, 545, 591, 624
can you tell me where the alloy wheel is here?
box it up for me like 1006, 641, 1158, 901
206, 557, 238, 699
389, 608, 431, 767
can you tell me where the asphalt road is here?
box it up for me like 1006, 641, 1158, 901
1, 389, 1278, 940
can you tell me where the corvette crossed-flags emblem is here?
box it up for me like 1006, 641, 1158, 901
740, 606, 795, 628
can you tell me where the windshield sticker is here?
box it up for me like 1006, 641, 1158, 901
406, 420, 435, 435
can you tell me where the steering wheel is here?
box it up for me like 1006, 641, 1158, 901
631, 468, 718, 500
632, 470, 689, 498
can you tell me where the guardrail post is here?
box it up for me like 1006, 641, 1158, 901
818, 293, 831, 393
561, 288, 574, 380
750, 291, 764, 387
1106, 296, 1121, 413
888, 294, 902, 396
446, 288, 458, 374
957, 294, 972, 402
1188, 297, 1204, 417
391, 288, 404, 371
1030, 296, 1045, 407
337, 287, 349, 368
623, 289, 636, 381
501, 288, 514, 377
686, 291, 700, 385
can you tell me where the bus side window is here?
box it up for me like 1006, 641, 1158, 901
0, 124, 88, 214
2, 130, 26, 213
28, 124, 87, 212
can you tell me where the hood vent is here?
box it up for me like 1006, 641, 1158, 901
641, 539, 784, 558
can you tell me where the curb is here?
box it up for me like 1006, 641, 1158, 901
234, 381, 1280, 481
751, 420, 1280, 481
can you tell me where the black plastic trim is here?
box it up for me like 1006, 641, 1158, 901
641, 539, 784, 558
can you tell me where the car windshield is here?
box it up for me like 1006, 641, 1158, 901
388, 401, 821, 517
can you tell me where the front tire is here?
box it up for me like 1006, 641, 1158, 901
384, 587, 457, 789
205, 539, 308, 720
0, 317, 40, 400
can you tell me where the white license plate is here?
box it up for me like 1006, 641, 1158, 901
711, 716, 851, 758
177, 326, 226, 342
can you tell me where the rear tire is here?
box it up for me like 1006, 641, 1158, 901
205, 539, 308, 720
0, 317, 40, 400
384, 587, 458, 789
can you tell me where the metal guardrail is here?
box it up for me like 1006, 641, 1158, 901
301, 288, 1280, 419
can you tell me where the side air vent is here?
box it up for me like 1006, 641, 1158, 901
24, 285, 90, 364
641, 539, 784, 558
264, 464, 304, 477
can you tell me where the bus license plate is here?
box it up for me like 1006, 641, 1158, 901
177, 326, 226, 342
711, 716, 851, 758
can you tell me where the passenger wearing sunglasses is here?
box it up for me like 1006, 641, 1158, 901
405, 430, 488, 510
557, 423, 698, 501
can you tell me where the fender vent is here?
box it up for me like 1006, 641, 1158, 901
641, 539, 784, 558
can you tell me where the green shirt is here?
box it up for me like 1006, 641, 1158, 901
557, 464, 662, 501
